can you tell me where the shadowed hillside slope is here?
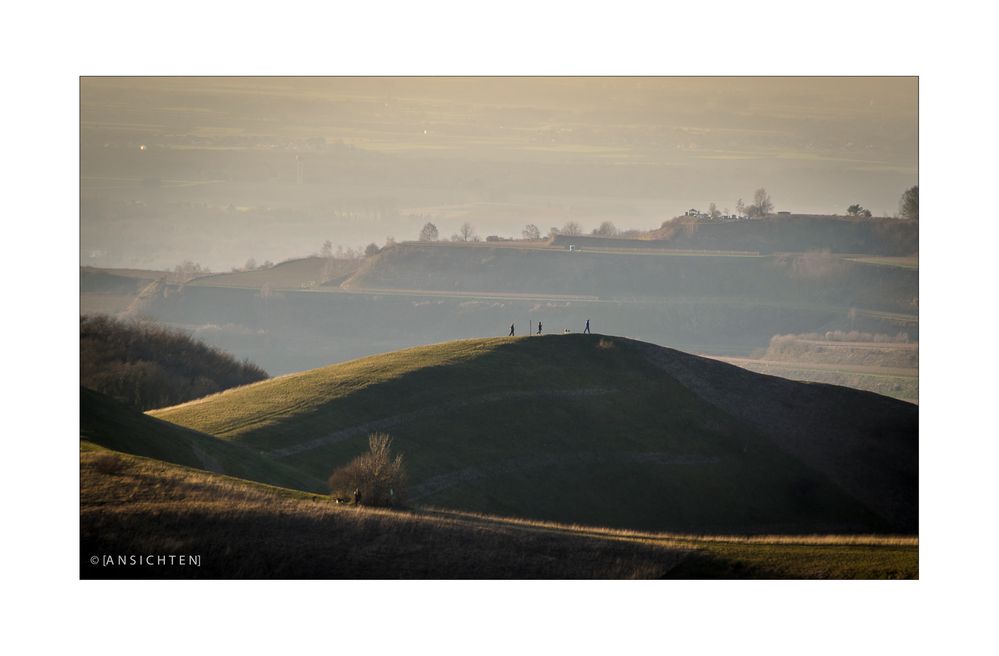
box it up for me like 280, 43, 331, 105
151, 334, 917, 534
81, 387, 322, 491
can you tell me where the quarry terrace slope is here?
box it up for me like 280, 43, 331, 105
150, 334, 918, 535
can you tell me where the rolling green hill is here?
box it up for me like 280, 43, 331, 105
150, 334, 917, 535
81, 386, 322, 491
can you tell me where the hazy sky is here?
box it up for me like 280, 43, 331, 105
81, 77, 917, 270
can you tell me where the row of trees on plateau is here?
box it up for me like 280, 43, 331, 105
735, 188, 774, 219
418, 220, 627, 243
846, 186, 918, 220
419, 221, 479, 242
410, 185, 917, 247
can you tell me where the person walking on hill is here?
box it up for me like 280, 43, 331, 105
509, 323, 515, 336
584, 319, 591, 334
537, 321, 543, 335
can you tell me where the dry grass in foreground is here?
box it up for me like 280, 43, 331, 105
80, 444, 918, 579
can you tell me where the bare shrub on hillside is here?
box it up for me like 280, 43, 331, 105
328, 433, 407, 507
93, 453, 125, 476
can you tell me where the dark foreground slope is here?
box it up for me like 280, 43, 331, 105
80, 445, 918, 579
151, 334, 917, 535
81, 387, 322, 491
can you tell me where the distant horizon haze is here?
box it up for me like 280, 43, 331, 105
81, 76, 917, 271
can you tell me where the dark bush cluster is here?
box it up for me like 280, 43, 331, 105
80, 314, 268, 410
328, 433, 407, 507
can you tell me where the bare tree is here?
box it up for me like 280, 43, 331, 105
364, 242, 381, 257
735, 198, 746, 217
327, 433, 407, 507
458, 222, 477, 242
522, 224, 541, 240
561, 221, 583, 236
899, 186, 918, 220
320, 240, 334, 258
419, 222, 439, 242
708, 202, 721, 220
747, 188, 773, 218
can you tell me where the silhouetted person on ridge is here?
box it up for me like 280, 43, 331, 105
537, 321, 543, 335
353, 488, 361, 505
584, 319, 591, 334
509, 324, 515, 336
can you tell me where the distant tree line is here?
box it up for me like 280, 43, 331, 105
899, 186, 918, 220
80, 314, 268, 410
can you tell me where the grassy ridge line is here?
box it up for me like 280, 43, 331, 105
80, 445, 918, 579
149, 337, 520, 438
